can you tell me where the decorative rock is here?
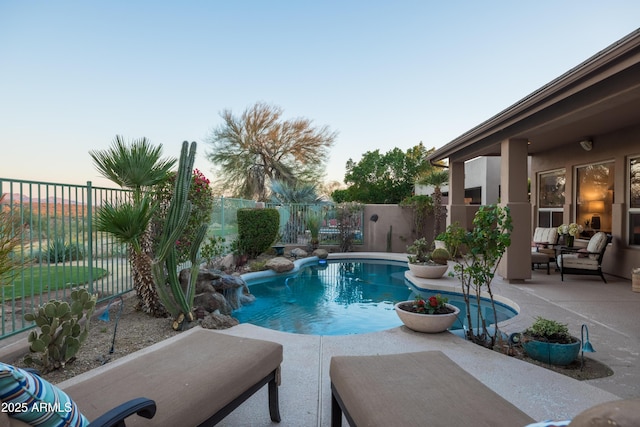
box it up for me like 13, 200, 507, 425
313, 248, 329, 259
199, 311, 239, 329
219, 253, 235, 270
193, 292, 232, 315
290, 248, 308, 258
266, 256, 295, 273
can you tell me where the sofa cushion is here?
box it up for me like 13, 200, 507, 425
558, 254, 599, 270
586, 232, 608, 258
533, 227, 559, 245
0, 362, 89, 427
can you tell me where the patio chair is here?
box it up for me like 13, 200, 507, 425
557, 232, 612, 283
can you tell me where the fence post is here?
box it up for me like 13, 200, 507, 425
221, 196, 225, 237
86, 181, 93, 294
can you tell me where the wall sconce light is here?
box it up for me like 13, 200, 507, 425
581, 324, 595, 370
370, 214, 379, 222
579, 139, 593, 151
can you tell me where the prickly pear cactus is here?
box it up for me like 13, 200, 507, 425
23, 288, 97, 372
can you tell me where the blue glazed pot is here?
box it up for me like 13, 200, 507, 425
522, 337, 581, 366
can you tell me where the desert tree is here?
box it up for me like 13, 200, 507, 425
205, 102, 337, 201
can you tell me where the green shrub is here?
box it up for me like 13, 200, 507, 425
524, 317, 572, 343
44, 239, 84, 263
237, 208, 279, 258
153, 168, 215, 263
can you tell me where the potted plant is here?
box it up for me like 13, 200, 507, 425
520, 317, 581, 366
394, 294, 460, 333
406, 237, 450, 279
558, 223, 584, 247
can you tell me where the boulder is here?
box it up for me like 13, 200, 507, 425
291, 248, 308, 258
193, 292, 232, 315
266, 256, 295, 273
313, 248, 329, 259
199, 311, 239, 329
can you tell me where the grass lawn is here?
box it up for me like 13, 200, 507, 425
2, 265, 109, 301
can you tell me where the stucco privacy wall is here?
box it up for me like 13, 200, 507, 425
357, 204, 430, 253
531, 123, 640, 279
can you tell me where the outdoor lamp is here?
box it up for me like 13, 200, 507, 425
589, 201, 604, 230
581, 324, 595, 370
99, 295, 124, 354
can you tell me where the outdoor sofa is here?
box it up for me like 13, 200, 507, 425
0, 327, 283, 426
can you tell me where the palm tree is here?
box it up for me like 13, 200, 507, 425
90, 136, 176, 316
418, 169, 449, 240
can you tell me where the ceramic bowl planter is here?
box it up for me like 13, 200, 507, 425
394, 302, 460, 333
407, 263, 448, 279
522, 337, 581, 366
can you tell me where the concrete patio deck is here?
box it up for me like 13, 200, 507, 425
216, 255, 640, 426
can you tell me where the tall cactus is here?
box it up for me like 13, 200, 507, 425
152, 141, 207, 330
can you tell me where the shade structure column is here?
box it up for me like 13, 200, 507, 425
497, 138, 532, 281
447, 160, 467, 228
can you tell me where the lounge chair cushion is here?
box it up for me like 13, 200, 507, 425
0, 362, 89, 427
330, 350, 534, 426
57, 327, 282, 427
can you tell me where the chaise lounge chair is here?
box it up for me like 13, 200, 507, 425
1, 327, 283, 427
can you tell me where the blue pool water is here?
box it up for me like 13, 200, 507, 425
234, 258, 516, 335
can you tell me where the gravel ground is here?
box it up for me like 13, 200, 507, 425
12, 295, 182, 384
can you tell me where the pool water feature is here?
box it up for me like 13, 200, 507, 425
234, 258, 516, 335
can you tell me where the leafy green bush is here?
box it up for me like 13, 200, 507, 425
237, 208, 279, 258
153, 168, 215, 263
524, 317, 572, 343
200, 235, 226, 264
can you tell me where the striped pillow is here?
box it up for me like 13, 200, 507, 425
0, 363, 89, 427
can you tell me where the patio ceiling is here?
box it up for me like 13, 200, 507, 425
429, 28, 640, 163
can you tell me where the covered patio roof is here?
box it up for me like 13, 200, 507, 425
428, 28, 640, 163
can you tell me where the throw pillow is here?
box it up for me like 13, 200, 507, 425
577, 249, 589, 258
0, 362, 89, 427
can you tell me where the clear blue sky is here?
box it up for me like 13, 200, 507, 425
2, 1, 639, 190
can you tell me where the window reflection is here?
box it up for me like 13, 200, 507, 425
576, 162, 614, 233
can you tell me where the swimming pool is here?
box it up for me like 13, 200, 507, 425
234, 257, 517, 335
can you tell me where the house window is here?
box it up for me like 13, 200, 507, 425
538, 169, 565, 227
576, 161, 615, 233
629, 156, 640, 245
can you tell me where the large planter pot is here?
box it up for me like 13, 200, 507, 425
407, 263, 448, 279
522, 337, 581, 366
394, 302, 460, 333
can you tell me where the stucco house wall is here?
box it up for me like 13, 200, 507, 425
531, 123, 640, 278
